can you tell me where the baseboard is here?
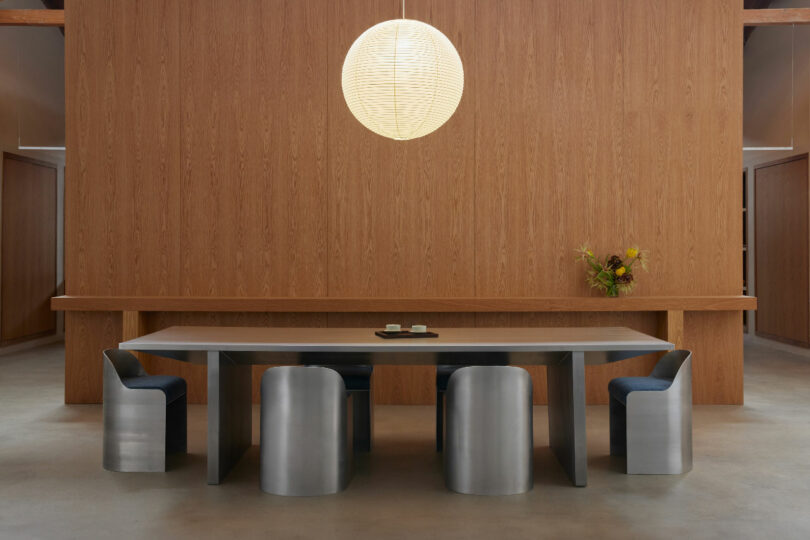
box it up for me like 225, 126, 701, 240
0, 333, 64, 356
745, 333, 810, 360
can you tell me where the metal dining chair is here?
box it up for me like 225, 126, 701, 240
102, 349, 187, 472
260, 366, 353, 496
301, 353, 373, 452
435, 353, 509, 452
608, 349, 693, 474
445, 366, 533, 495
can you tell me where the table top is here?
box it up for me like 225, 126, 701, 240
120, 326, 673, 354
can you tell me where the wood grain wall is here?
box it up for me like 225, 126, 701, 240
64, 0, 743, 405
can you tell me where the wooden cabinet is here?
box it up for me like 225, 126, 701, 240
754, 154, 810, 346
1, 153, 57, 345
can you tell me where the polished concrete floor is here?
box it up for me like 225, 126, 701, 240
1, 340, 809, 539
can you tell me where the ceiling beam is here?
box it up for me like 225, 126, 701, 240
743, 8, 810, 26
0, 9, 64, 27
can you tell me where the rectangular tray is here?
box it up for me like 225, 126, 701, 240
375, 330, 439, 339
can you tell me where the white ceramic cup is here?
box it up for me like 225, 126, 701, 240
385, 324, 401, 332
410, 325, 427, 333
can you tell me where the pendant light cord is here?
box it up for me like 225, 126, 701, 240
16, 34, 21, 148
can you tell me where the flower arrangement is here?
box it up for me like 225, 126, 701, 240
576, 245, 648, 297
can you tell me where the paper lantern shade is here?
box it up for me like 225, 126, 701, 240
341, 19, 464, 141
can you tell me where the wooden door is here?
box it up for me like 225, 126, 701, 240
1, 153, 57, 345
754, 154, 809, 346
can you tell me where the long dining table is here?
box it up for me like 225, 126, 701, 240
119, 326, 674, 486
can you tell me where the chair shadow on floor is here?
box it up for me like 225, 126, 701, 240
230, 442, 629, 494
587, 454, 626, 474
158, 426, 632, 493
532, 447, 626, 486
165, 450, 207, 473
42, 404, 101, 425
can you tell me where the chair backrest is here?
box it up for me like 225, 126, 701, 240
103, 349, 147, 381
260, 366, 350, 496
262, 365, 347, 401
444, 365, 533, 496
650, 350, 692, 381
447, 365, 533, 400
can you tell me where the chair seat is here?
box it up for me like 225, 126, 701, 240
123, 375, 187, 403
608, 376, 672, 405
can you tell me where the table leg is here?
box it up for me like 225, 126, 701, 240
547, 351, 588, 487
207, 351, 252, 484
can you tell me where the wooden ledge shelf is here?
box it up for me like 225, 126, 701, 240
743, 8, 810, 26
51, 295, 756, 313
0, 9, 65, 27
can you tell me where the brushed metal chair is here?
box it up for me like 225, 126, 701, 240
445, 366, 533, 495
328, 365, 373, 452
260, 366, 353, 496
301, 354, 373, 453
609, 349, 693, 475
435, 364, 460, 452
436, 354, 509, 452
102, 349, 187, 472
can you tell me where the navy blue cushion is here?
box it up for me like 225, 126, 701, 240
436, 353, 510, 391
300, 352, 373, 391
609, 397, 627, 456
123, 375, 187, 403
324, 365, 372, 391
608, 376, 672, 405
436, 365, 462, 391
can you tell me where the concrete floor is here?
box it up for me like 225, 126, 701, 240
1, 341, 809, 539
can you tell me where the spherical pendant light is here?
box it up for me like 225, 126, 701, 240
341, 19, 464, 141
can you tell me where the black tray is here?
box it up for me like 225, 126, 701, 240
375, 330, 439, 339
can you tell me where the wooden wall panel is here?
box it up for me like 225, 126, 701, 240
754, 156, 810, 345
622, 0, 741, 296
327, 0, 476, 297
64, 0, 745, 405
65, 0, 111, 296
474, 0, 626, 296
685, 311, 743, 404
1, 155, 58, 343
64, 311, 120, 403
179, 0, 327, 297
65, 0, 181, 296
475, 0, 741, 297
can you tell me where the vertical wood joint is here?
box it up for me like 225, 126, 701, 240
121, 310, 145, 341
658, 310, 685, 349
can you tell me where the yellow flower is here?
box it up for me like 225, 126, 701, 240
616, 266, 626, 277
626, 247, 639, 259
586, 250, 594, 257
